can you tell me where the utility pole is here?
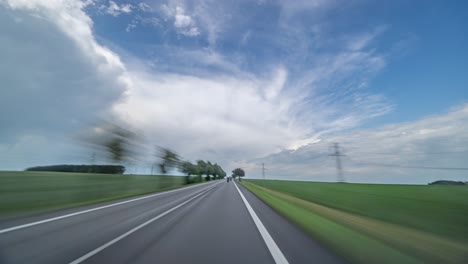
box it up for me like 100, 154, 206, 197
329, 143, 346, 182
262, 163, 266, 179
90, 152, 96, 165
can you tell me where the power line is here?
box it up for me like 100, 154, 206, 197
349, 159, 468, 171
347, 150, 468, 156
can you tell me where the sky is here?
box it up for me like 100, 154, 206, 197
0, 0, 467, 184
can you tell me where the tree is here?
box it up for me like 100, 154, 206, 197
158, 148, 180, 174
180, 161, 193, 176
232, 168, 245, 179
106, 137, 125, 162
79, 122, 138, 166
102, 125, 135, 164
189, 164, 200, 176
25, 165, 125, 174
213, 163, 221, 178
179, 161, 200, 176
206, 161, 215, 179
220, 168, 227, 178
213, 163, 226, 179
196, 160, 206, 181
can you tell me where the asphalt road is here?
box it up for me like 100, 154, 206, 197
0, 180, 345, 264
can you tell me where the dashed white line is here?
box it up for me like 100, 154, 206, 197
0, 181, 218, 235
233, 181, 289, 264
69, 183, 219, 264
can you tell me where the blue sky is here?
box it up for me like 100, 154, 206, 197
0, 0, 467, 183
86, 0, 467, 123
368, 0, 468, 124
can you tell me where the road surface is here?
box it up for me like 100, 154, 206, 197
0, 180, 344, 264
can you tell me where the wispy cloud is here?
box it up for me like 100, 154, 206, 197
100, 1, 133, 17
138, 2, 152, 12
345, 25, 388, 51
126, 15, 160, 32
0, 0, 391, 169
247, 104, 468, 184
191, 0, 226, 46
0, 0, 456, 185
160, 2, 199, 36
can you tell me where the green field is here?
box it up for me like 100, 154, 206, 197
241, 179, 468, 264
0, 171, 194, 216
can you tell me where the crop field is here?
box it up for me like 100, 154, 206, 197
241, 179, 468, 264
0, 171, 191, 216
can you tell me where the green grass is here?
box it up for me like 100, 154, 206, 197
241, 180, 468, 264
245, 179, 468, 242
0, 171, 193, 216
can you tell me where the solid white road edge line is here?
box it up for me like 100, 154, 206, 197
233, 181, 289, 264
0, 181, 219, 235
68, 183, 218, 264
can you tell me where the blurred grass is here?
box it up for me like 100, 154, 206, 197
241, 180, 468, 264
0, 171, 191, 216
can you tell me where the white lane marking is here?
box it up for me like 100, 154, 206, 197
234, 181, 289, 264
0, 181, 219, 234
68, 183, 218, 264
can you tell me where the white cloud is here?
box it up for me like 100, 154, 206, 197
138, 2, 152, 12
166, 48, 244, 74
102, 1, 133, 17
161, 3, 199, 36
346, 25, 388, 51
0, 0, 423, 182
278, 0, 335, 18
126, 20, 137, 32
0, 0, 393, 171
191, 0, 224, 46
111, 68, 294, 162
126, 15, 160, 32
110, 46, 392, 168
0, 0, 129, 169
247, 105, 468, 184
173, 6, 191, 27
264, 66, 287, 101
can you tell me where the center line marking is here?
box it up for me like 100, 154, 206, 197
0, 181, 218, 235
234, 181, 289, 264
69, 183, 219, 264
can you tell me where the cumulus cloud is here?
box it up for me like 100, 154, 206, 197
0, 0, 129, 169
0, 0, 394, 172
2, 0, 446, 185
111, 68, 293, 163
111, 47, 391, 169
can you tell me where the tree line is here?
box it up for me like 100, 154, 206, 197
66, 124, 231, 180
25, 165, 125, 174
158, 148, 226, 182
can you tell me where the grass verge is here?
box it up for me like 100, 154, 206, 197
241, 180, 468, 264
